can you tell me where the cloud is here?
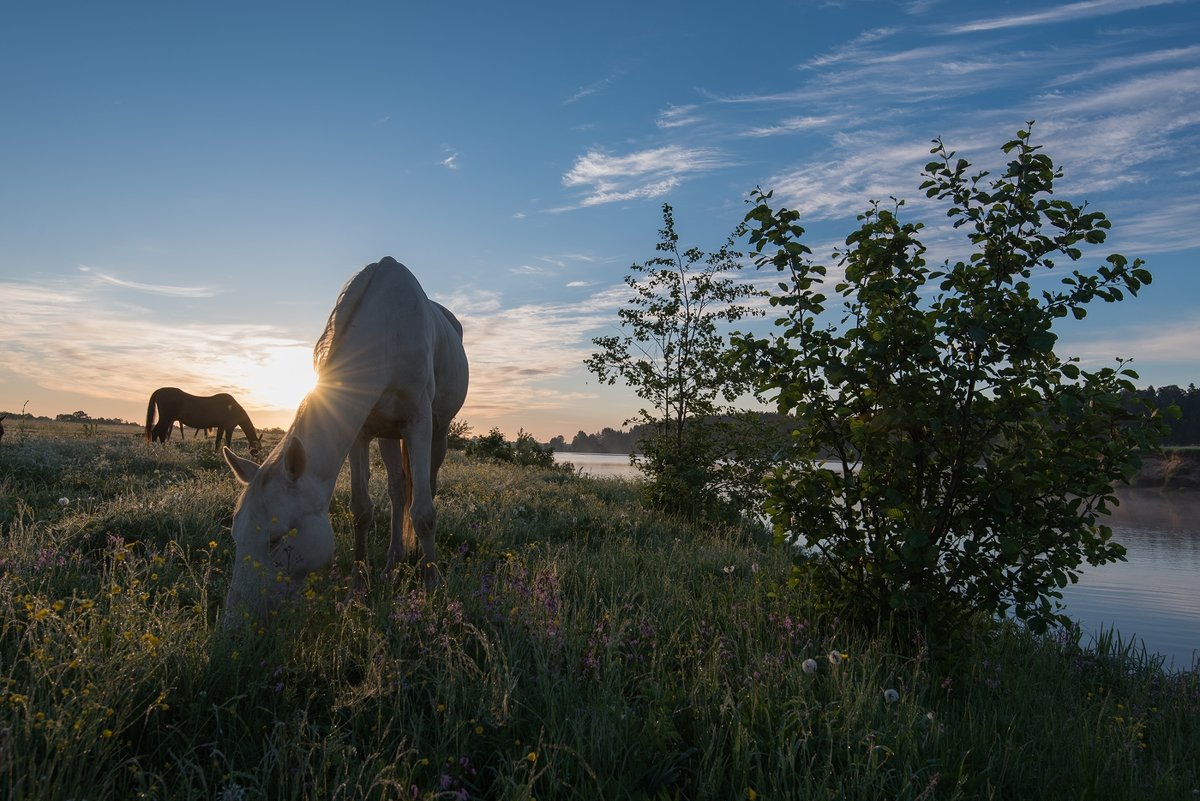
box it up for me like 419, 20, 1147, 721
739, 115, 838, 138
657, 104, 701, 129
1049, 44, 1200, 86
441, 149, 460, 170
450, 289, 627, 420
0, 278, 309, 413
559, 145, 729, 209
943, 0, 1181, 34
565, 70, 624, 104
759, 131, 935, 220
79, 266, 218, 298
805, 26, 902, 68
1061, 320, 1200, 372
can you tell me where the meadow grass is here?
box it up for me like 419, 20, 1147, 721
1, 422, 1197, 800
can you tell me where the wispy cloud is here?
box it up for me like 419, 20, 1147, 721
0, 278, 309, 414
657, 104, 702, 129
759, 131, 936, 220
739, 115, 838, 138
1061, 320, 1200, 371
442, 286, 628, 420
565, 70, 624, 104
943, 0, 1181, 34
559, 145, 729, 210
441, 148, 460, 170
1049, 44, 1200, 85
805, 26, 902, 68
79, 266, 218, 298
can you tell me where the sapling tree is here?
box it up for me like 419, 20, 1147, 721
735, 126, 1170, 637
585, 204, 768, 519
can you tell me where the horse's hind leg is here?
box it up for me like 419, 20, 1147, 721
153, 419, 174, 443
348, 434, 373, 590
379, 438, 410, 578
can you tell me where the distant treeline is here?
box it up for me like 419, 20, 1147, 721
548, 425, 649, 454
548, 414, 794, 454
0, 410, 133, 426
550, 385, 1200, 453
1136, 384, 1200, 446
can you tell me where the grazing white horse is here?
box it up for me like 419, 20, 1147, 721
222, 257, 469, 624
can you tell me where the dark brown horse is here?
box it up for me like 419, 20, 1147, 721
145, 388, 261, 454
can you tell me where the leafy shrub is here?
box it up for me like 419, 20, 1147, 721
735, 126, 1170, 640
466, 427, 557, 469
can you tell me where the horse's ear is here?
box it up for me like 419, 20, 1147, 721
224, 446, 260, 485
284, 437, 307, 482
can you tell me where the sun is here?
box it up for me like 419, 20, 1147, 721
222, 344, 318, 414
254, 346, 318, 411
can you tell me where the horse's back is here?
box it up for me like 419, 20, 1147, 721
315, 258, 467, 427
317, 257, 451, 369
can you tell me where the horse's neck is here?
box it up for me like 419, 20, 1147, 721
287, 380, 378, 488
237, 412, 259, 444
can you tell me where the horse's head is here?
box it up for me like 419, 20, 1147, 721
221, 437, 334, 627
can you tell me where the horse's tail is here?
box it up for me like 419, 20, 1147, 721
145, 390, 159, 442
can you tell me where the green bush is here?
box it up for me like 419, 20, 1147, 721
735, 125, 1171, 640
466, 427, 557, 469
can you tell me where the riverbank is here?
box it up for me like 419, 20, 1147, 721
1, 430, 1198, 799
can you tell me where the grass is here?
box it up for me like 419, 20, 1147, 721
1, 421, 1198, 800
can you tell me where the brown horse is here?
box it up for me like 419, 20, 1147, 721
145, 388, 261, 454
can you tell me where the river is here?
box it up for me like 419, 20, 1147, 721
554, 453, 1200, 672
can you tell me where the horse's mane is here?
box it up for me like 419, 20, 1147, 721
313, 261, 383, 373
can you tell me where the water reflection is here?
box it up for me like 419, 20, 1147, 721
1065, 489, 1200, 672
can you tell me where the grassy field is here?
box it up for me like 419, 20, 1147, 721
1, 420, 1197, 800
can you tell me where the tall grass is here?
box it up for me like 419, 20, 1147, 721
1, 422, 1197, 800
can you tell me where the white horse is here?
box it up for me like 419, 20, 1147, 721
222, 257, 469, 624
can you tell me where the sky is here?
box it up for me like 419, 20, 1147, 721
2, 0, 1198, 443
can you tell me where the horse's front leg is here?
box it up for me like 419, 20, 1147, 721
348, 434, 373, 590
378, 438, 410, 580
403, 414, 440, 591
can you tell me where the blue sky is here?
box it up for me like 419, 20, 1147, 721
2, 0, 1197, 441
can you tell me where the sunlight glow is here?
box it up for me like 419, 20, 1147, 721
220, 343, 318, 414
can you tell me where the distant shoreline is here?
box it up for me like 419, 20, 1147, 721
1130, 449, 1200, 491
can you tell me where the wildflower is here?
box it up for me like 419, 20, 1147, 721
59, 497, 70, 507
526, 751, 538, 763
748, 789, 758, 800
102, 729, 114, 738
209, 541, 217, 550
802, 658, 818, 674
883, 688, 900, 704
828, 651, 843, 666
722, 565, 735, 575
